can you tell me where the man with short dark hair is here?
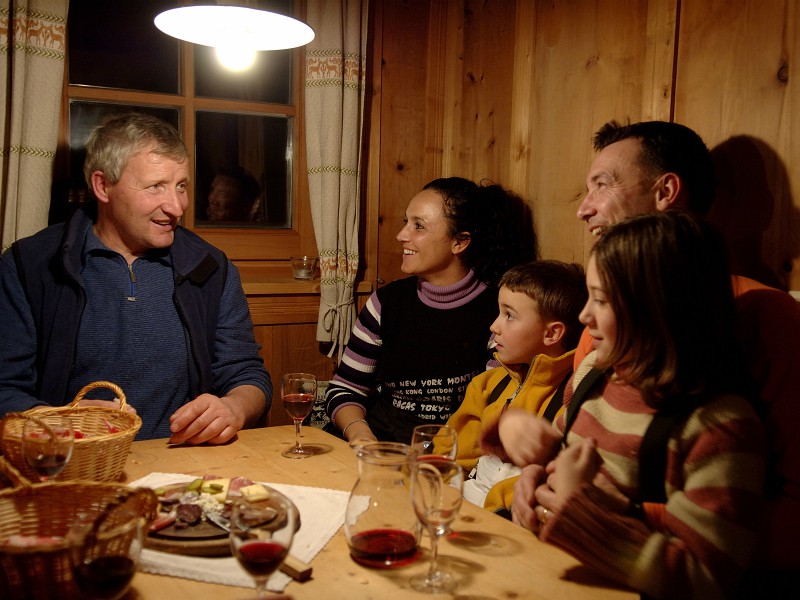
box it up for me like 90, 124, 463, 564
513, 120, 800, 583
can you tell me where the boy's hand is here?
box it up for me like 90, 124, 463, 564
496, 410, 561, 467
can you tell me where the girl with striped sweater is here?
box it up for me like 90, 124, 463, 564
485, 211, 766, 599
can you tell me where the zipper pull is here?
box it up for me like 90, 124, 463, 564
502, 383, 524, 411
126, 263, 136, 301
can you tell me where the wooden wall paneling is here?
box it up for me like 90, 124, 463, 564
248, 296, 336, 426
375, 0, 434, 287
506, 0, 537, 196
248, 295, 322, 325
439, 1, 467, 177
523, 0, 673, 267
251, 324, 275, 426
363, 0, 383, 289
457, 1, 517, 184
641, 0, 678, 122
674, 0, 800, 290
369, 0, 681, 280
422, 0, 448, 181
258, 322, 336, 426
526, 0, 598, 265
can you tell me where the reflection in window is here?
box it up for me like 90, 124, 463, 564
195, 112, 291, 229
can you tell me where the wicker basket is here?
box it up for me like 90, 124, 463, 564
0, 457, 158, 599
0, 381, 141, 482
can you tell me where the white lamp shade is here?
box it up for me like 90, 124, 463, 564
154, 6, 315, 50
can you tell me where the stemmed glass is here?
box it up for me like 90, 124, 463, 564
409, 455, 464, 593
70, 510, 144, 600
410, 424, 459, 538
280, 372, 318, 458
229, 492, 297, 598
410, 424, 458, 461
21, 415, 74, 482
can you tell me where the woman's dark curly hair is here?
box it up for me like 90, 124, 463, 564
422, 177, 539, 287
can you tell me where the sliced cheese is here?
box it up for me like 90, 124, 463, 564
200, 478, 231, 502
240, 483, 270, 502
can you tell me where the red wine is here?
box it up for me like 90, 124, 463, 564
29, 453, 68, 478
73, 556, 135, 599
416, 455, 460, 479
417, 454, 451, 467
283, 393, 314, 420
235, 541, 288, 577
349, 528, 418, 568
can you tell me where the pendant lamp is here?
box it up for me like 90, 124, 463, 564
154, 4, 315, 69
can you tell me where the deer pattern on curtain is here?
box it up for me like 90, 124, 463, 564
304, 0, 368, 360
0, 0, 68, 251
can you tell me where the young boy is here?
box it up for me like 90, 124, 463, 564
446, 260, 587, 513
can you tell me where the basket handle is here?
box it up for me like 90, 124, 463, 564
70, 380, 128, 411
80, 487, 155, 549
0, 454, 33, 490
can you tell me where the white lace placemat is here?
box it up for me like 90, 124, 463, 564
130, 472, 349, 593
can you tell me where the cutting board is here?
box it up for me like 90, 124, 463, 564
144, 480, 299, 558
144, 481, 231, 557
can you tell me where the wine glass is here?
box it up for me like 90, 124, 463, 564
410, 424, 458, 461
410, 425, 459, 537
70, 510, 143, 600
280, 372, 318, 458
21, 415, 74, 482
409, 456, 464, 593
230, 492, 297, 598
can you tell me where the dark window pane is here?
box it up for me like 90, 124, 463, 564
194, 0, 294, 103
194, 47, 293, 104
195, 111, 291, 229
68, 0, 179, 94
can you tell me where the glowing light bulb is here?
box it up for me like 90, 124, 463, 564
216, 45, 257, 71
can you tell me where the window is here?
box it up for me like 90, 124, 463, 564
52, 0, 307, 260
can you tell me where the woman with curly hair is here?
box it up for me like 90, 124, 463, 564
325, 177, 538, 444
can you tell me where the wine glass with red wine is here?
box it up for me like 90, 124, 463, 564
21, 415, 74, 482
280, 372, 318, 458
409, 456, 464, 593
410, 424, 458, 461
70, 511, 143, 600
230, 492, 297, 598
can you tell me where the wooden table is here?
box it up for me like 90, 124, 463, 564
125, 426, 636, 599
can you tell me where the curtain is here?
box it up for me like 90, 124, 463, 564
0, 0, 68, 251
304, 0, 368, 360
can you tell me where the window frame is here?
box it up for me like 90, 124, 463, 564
56, 7, 312, 263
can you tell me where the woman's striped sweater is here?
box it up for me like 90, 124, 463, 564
324, 270, 497, 443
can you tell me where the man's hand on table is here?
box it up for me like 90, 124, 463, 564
169, 386, 264, 445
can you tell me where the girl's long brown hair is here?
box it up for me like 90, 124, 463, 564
592, 211, 743, 407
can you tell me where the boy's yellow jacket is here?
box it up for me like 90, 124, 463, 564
446, 350, 575, 513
